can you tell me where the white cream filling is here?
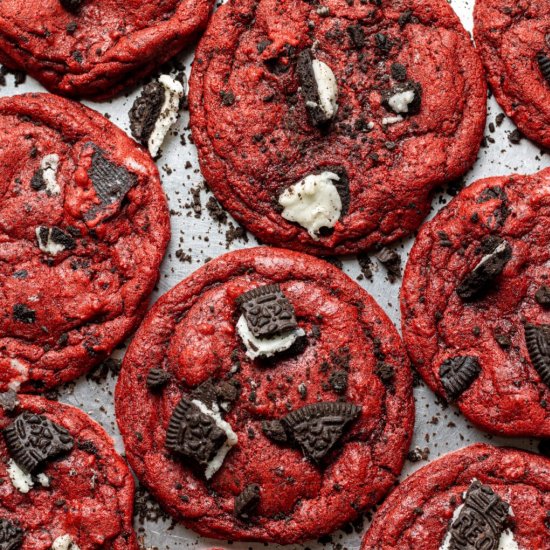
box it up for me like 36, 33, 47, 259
382, 115, 404, 125
8, 358, 29, 392
475, 241, 508, 271
40, 154, 60, 195
7, 459, 50, 493
309, 59, 338, 120
387, 90, 416, 114
279, 171, 342, 239
236, 315, 305, 360
51, 534, 80, 550
147, 75, 184, 157
440, 481, 520, 550
7, 459, 33, 493
36, 227, 67, 256
191, 399, 238, 480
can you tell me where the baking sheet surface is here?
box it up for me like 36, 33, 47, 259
3, 0, 549, 547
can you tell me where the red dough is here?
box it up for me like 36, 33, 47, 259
189, 0, 487, 255
474, 0, 550, 148
401, 169, 550, 437
361, 444, 550, 549
0, 0, 213, 99
115, 247, 414, 543
0, 93, 170, 392
0, 395, 138, 550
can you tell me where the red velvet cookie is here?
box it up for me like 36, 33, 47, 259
401, 169, 550, 437
0, 394, 138, 550
115, 247, 414, 543
189, 0, 487, 256
474, 0, 550, 149
361, 444, 550, 549
0, 93, 170, 392
0, 0, 212, 100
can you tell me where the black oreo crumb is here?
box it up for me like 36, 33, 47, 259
234, 483, 261, 519
12, 304, 36, 324
347, 25, 365, 48
60, 0, 84, 13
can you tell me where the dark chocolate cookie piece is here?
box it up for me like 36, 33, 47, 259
402, 169, 550, 437
236, 284, 297, 338
524, 323, 550, 389
166, 398, 227, 470
0, 519, 23, 550
3, 412, 74, 472
234, 483, 261, 519
439, 356, 481, 401
456, 238, 512, 300
129, 82, 165, 146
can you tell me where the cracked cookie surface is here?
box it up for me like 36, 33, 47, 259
361, 444, 550, 549
0, 93, 170, 392
189, 0, 486, 255
0, 0, 213, 99
401, 169, 550, 437
0, 395, 138, 550
474, 0, 550, 148
115, 247, 414, 543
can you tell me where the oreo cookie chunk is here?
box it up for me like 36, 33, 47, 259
189, 0, 486, 255
402, 169, 550, 437
0, 93, 170, 392
361, 444, 549, 550
0, 0, 212, 99
297, 49, 338, 126
3, 412, 74, 473
129, 75, 185, 158
235, 284, 305, 359
166, 397, 237, 480
474, 0, 550, 149
0, 396, 138, 549
115, 247, 414, 543
0, 519, 23, 550
262, 401, 361, 463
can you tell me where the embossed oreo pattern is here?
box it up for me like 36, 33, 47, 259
439, 356, 481, 401
3, 413, 74, 473
524, 323, 550, 389
0, 519, 23, 550
236, 284, 297, 339
166, 398, 227, 468
448, 480, 509, 550
261, 401, 362, 463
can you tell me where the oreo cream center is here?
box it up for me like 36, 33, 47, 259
279, 171, 342, 239
236, 315, 305, 360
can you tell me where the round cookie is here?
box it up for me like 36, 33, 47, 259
0, 93, 170, 392
189, 0, 487, 255
0, 394, 138, 549
115, 247, 414, 543
361, 444, 550, 549
474, 0, 550, 149
0, 0, 213, 100
401, 169, 550, 437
